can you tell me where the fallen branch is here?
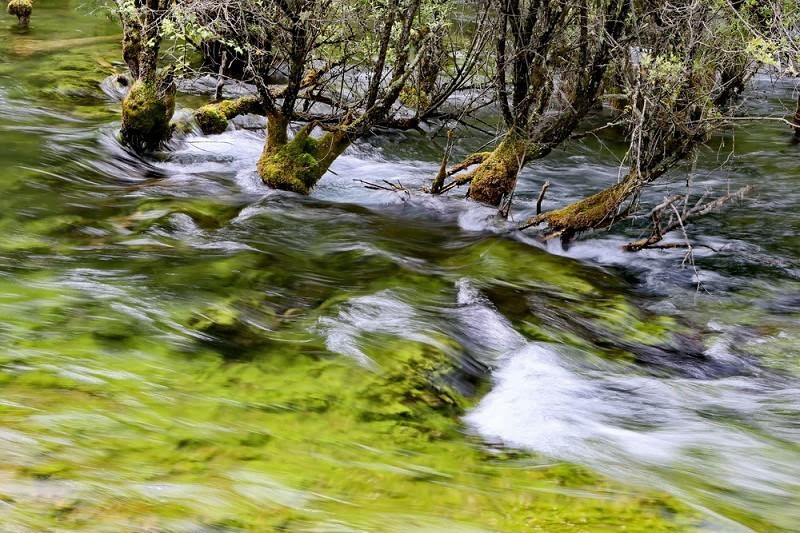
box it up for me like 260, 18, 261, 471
355, 179, 410, 194
624, 185, 756, 251
431, 130, 455, 194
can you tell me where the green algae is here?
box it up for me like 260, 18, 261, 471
0, 272, 695, 531
0, 205, 702, 530
0, 3, 121, 120
0, 204, 706, 529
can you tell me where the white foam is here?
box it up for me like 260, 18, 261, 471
316, 290, 437, 367
452, 279, 526, 358
465, 342, 800, 528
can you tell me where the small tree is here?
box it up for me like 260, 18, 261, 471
7, 0, 32, 27
433, 0, 631, 206
184, 0, 490, 194
115, 0, 176, 152
726, 0, 800, 138
523, 0, 763, 246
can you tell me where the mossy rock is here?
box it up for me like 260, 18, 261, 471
187, 302, 278, 350
120, 79, 175, 152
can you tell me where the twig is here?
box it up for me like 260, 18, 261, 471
536, 181, 550, 215
355, 179, 409, 193
624, 185, 755, 251
431, 130, 455, 194
499, 190, 514, 218
669, 202, 704, 294
570, 118, 624, 140
214, 50, 227, 101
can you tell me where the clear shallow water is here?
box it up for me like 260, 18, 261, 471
1, 3, 800, 531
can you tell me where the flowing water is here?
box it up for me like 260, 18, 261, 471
1, 3, 800, 531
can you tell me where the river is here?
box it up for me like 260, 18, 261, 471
1, 2, 799, 531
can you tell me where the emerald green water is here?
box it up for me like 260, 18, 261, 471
1, 3, 799, 531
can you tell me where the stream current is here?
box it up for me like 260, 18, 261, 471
1, 3, 800, 531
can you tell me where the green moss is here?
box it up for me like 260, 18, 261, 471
194, 96, 262, 135
257, 130, 323, 194
544, 178, 635, 232
399, 85, 431, 109
120, 79, 175, 152
194, 105, 227, 134
122, 32, 140, 75
258, 125, 351, 194
468, 132, 538, 206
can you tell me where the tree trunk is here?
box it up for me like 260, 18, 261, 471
539, 174, 638, 241
794, 93, 800, 140
119, 5, 175, 153
122, 26, 141, 79
257, 114, 351, 194
467, 132, 537, 206
530, 135, 700, 242
120, 76, 175, 152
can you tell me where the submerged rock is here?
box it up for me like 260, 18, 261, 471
188, 302, 278, 350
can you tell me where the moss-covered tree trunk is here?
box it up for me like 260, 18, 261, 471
195, 97, 262, 135
528, 132, 703, 243
7, 0, 32, 27
118, 1, 175, 153
121, 75, 175, 152
467, 132, 539, 206
257, 113, 352, 194
537, 174, 638, 242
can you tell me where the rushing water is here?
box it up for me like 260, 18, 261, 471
1, 3, 800, 531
